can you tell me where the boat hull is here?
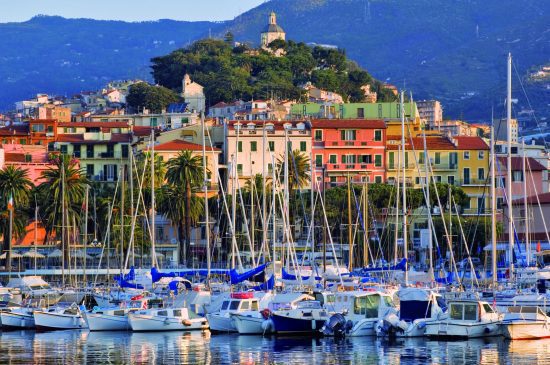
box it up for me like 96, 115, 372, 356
1, 311, 35, 329
206, 313, 237, 333
33, 311, 87, 331
425, 320, 501, 339
271, 313, 325, 335
84, 312, 130, 331
128, 313, 208, 332
232, 314, 272, 335
503, 321, 550, 340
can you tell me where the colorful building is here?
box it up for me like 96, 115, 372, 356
290, 102, 418, 121
311, 119, 386, 188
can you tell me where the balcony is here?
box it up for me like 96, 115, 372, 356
325, 140, 371, 148
387, 164, 417, 171
458, 178, 489, 186
429, 163, 457, 171
462, 208, 491, 216
325, 163, 381, 171
83, 132, 112, 141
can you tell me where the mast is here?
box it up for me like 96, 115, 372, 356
347, 174, 353, 271
34, 198, 38, 273
283, 128, 289, 270
129, 145, 134, 267
507, 53, 514, 279
150, 129, 157, 267
491, 121, 497, 287
523, 138, 529, 266
231, 153, 237, 269
394, 146, 400, 265
250, 153, 255, 261
61, 160, 65, 287
120, 164, 125, 273
201, 111, 211, 279
8, 196, 13, 277
363, 179, 369, 267
262, 122, 268, 262
401, 91, 408, 285
83, 185, 89, 283
423, 131, 433, 273
272, 154, 277, 277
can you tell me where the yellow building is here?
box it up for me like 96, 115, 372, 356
386, 135, 489, 216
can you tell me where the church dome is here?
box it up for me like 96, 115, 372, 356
263, 23, 285, 33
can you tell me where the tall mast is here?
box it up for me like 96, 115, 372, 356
120, 164, 125, 273
201, 111, 211, 279
363, 180, 369, 267
231, 122, 240, 269
523, 138, 529, 266
262, 122, 268, 261
61, 160, 65, 287
394, 145, 400, 265
150, 129, 157, 267
83, 185, 89, 283
129, 144, 134, 267
347, 174, 353, 271
507, 53, 514, 279
491, 120, 497, 287
283, 128, 289, 270
423, 130, 433, 272
401, 91, 408, 285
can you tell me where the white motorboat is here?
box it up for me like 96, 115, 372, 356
502, 306, 550, 340
425, 299, 502, 339
376, 287, 446, 337
84, 296, 155, 331
33, 303, 87, 330
206, 292, 265, 333
322, 291, 397, 337
0, 307, 36, 329
271, 300, 330, 335
128, 307, 208, 332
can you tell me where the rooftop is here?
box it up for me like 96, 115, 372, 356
153, 139, 221, 152
497, 156, 546, 171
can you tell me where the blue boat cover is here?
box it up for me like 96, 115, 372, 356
151, 263, 269, 285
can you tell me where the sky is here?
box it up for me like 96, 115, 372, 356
0, 0, 266, 23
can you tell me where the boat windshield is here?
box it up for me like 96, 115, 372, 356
483, 303, 494, 314
354, 294, 380, 318
450, 303, 478, 321
221, 301, 230, 310
229, 301, 240, 310
297, 301, 321, 309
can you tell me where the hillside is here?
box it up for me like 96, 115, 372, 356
0, 1, 548, 121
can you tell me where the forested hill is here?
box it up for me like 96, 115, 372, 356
1, 1, 548, 120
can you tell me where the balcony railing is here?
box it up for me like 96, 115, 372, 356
325, 140, 373, 148
458, 178, 489, 186
324, 163, 382, 170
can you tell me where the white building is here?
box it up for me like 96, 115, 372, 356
181, 74, 206, 113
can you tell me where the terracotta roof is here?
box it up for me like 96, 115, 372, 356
513, 192, 550, 205
153, 139, 220, 152
133, 126, 154, 137
211, 102, 228, 108
58, 122, 129, 128
227, 120, 310, 131
454, 136, 489, 150
386, 136, 456, 151
312, 119, 386, 129
0, 125, 29, 136
497, 156, 547, 171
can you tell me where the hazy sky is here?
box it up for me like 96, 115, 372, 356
0, 0, 266, 22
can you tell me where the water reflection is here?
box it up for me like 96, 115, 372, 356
0, 330, 549, 364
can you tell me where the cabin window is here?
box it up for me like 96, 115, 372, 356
158, 310, 168, 317
326, 295, 335, 304
450, 304, 463, 320
354, 295, 380, 318
113, 310, 125, 316
483, 304, 494, 314
464, 304, 477, 320
221, 301, 230, 310
173, 310, 181, 317
383, 296, 393, 307
240, 301, 250, 310
251, 301, 259, 311
229, 301, 240, 310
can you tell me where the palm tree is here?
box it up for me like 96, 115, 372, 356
37, 155, 88, 264
276, 150, 311, 191
165, 151, 205, 264
0, 166, 33, 269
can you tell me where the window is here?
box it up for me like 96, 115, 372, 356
463, 168, 470, 184
374, 154, 382, 167
361, 155, 372, 164
353, 294, 380, 318
19, 139, 26, 145
87, 145, 94, 158
435, 152, 441, 165
31, 124, 44, 132
419, 152, 425, 165
229, 301, 240, 310
300, 141, 307, 152
237, 164, 243, 176
340, 130, 356, 141
478, 151, 484, 159
478, 197, 485, 213
173, 310, 181, 317
287, 141, 292, 151
405, 152, 409, 168
251, 301, 259, 311
268, 141, 274, 151
268, 163, 273, 173
121, 145, 129, 158
314, 130, 323, 141
47, 125, 54, 133
158, 310, 167, 317
150, 117, 158, 127
60, 145, 68, 154
463, 304, 477, 320
24, 154, 32, 163
221, 301, 229, 310
449, 152, 457, 168
448, 175, 455, 185
434, 176, 442, 183
357, 108, 364, 118
250, 141, 257, 152
389, 152, 394, 169
375, 176, 382, 183
512, 171, 523, 182
237, 141, 242, 153
450, 304, 463, 320
315, 155, 323, 167
240, 301, 249, 310
478, 168, 484, 180
86, 164, 94, 177
342, 155, 356, 164
464, 151, 470, 160
374, 130, 382, 141
483, 303, 494, 314
329, 155, 337, 164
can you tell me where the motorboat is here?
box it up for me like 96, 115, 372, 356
425, 299, 502, 339
232, 292, 312, 335
376, 287, 446, 337
0, 306, 36, 329
84, 296, 161, 331
128, 307, 208, 332
271, 300, 330, 335
206, 292, 268, 333
322, 290, 397, 337
33, 303, 87, 330
502, 306, 550, 340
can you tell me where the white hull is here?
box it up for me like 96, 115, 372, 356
84, 312, 130, 331
1, 311, 35, 329
232, 313, 271, 335
395, 319, 432, 337
503, 321, 550, 340
206, 313, 237, 332
128, 313, 208, 332
34, 311, 87, 330
349, 319, 377, 337
425, 320, 501, 339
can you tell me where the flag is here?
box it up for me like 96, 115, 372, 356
7, 195, 13, 211
537, 241, 541, 253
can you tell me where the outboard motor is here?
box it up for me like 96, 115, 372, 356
537, 279, 547, 294
322, 313, 348, 337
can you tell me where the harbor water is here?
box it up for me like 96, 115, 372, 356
0, 330, 549, 364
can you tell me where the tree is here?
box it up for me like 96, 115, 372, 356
37, 155, 88, 264
276, 150, 311, 191
165, 151, 205, 264
126, 82, 179, 114
0, 166, 33, 269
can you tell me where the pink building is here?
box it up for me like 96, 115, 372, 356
496, 156, 547, 208
311, 119, 386, 189
1, 144, 54, 185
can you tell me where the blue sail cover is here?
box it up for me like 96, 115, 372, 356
282, 268, 322, 281
354, 258, 407, 275
251, 275, 275, 291
114, 267, 144, 289
151, 263, 269, 285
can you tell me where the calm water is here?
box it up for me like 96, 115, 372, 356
0, 330, 548, 364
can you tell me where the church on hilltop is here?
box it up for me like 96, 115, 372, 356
260, 11, 286, 47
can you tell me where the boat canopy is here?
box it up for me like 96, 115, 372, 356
150, 263, 270, 285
